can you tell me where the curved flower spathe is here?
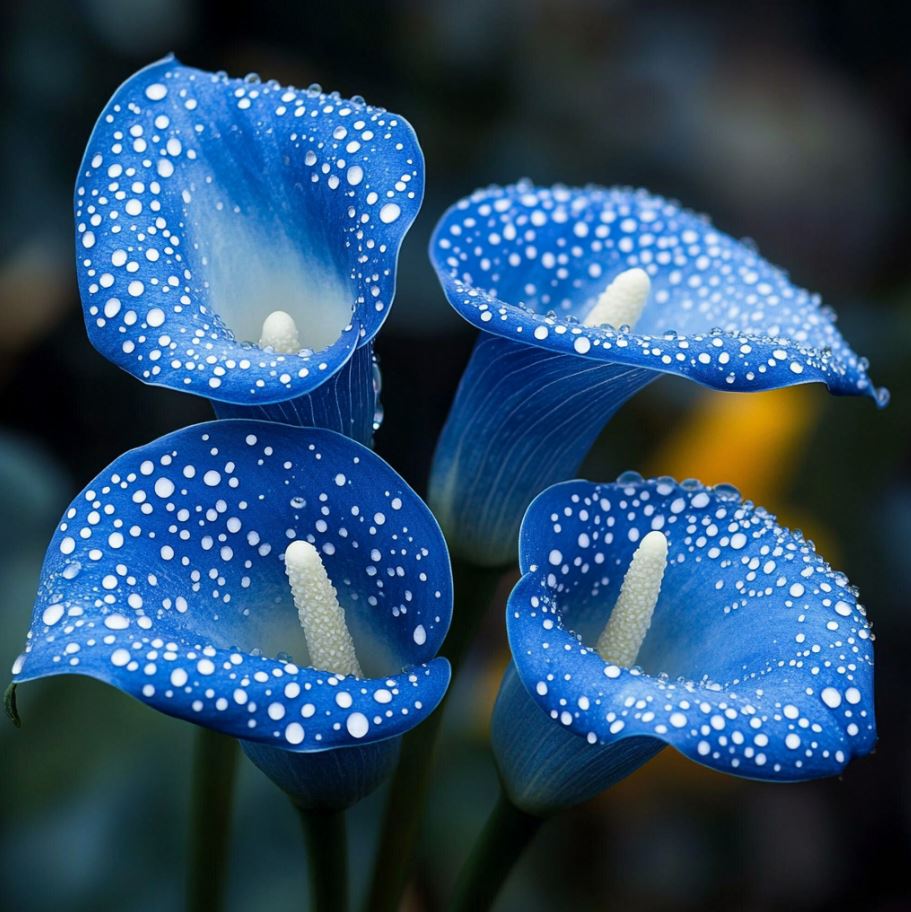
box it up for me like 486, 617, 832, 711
75, 58, 424, 444
11, 421, 452, 809
429, 183, 885, 564
492, 474, 875, 816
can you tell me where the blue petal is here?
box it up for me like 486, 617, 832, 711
429, 335, 655, 566
500, 475, 875, 800
492, 665, 662, 816
76, 58, 423, 408
429, 335, 654, 565
429, 182, 885, 564
431, 183, 882, 399
213, 341, 381, 447
12, 421, 452, 753
241, 738, 400, 810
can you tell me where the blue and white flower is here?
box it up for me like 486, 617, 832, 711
75, 58, 424, 444
10, 421, 452, 809
492, 473, 875, 816
429, 183, 885, 564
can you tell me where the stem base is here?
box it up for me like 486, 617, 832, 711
449, 791, 543, 912
299, 806, 349, 912
186, 728, 239, 912
364, 557, 507, 912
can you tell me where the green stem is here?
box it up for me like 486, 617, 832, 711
298, 806, 349, 912
449, 790, 543, 912
186, 728, 239, 912
364, 557, 508, 912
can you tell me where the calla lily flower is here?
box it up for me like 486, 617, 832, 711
428, 183, 885, 564
75, 58, 424, 445
492, 473, 875, 816
10, 420, 452, 810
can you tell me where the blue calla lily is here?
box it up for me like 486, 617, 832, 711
492, 473, 875, 816
75, 58, 423, 444
10, 420, 452, 809
428, 182, 885, 564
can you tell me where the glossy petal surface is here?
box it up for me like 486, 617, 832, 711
505, 475, 875, 783
12, 421, 452, 752
432, 183, 881, 399
429, 182, 884, 564
492, 665, 662, 815
76, 58, 423, 406
213, 342, 381, 447
429, 335, 653, 564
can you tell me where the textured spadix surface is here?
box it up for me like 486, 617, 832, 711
12, 421, 452, 752
493, 474, 875, 813
75, 57, 423, 425
429, 182, 885, 565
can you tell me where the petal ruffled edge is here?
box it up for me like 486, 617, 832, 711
430, 184, 885, 405
10, 420, 454, 750
75, 57, 424, 405
13, 645, 450, 752
506, 475, 876, 782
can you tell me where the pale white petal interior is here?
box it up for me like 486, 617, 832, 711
188, 188, 352, 351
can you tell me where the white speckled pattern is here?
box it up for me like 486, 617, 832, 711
75, 58, 423, 406
431, 182, 884, 399
12, 421, 452, 752
506, 473, 875, 781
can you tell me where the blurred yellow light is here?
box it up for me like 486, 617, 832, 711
647, 386, 837, 561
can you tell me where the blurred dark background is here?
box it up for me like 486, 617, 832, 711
1, 1, 908, 910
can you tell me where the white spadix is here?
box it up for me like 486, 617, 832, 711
583, 267, 651, 331
596, 530, 668, 667
259, 310, 301, 353
284, 539, 362, 677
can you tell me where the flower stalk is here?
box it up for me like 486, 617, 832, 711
187, 728, 239, 912
448, 790, 542, 912
365, 557, 506, 912
299, 806, 350, 912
